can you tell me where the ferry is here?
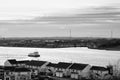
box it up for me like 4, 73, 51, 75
28, 51, 40, 57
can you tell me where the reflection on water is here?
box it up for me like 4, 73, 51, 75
0, 47, 120, 66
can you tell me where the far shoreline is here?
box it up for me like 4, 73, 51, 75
0, 46, 120, 51
0, 37, 120, 51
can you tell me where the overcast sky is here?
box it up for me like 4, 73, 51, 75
0, 0, 120, 38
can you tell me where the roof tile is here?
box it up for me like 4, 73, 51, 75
69, 63, 88, 70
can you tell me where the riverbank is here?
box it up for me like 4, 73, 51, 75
0, 37, 120, 51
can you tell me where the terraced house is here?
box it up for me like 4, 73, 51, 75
90, 66, 109, 79
46, 62, 57, 76
4, 66, 31, 80
54, 62, 73, 77
69, 63, 91, 79
25, 60, 49, 75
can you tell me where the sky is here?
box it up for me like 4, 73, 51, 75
0, 0, 120, 38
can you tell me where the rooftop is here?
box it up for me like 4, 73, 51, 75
46, 62, 57, 67
69, 63, 88, 70
55, 62, 73, 69
4, 66, 16, 71
17, 60, 30, 64
90, 66, 108, 71
14, 67, 30, 72
26, 60, 47, 66
8, 59, 17, 64
4, 66, 30, 72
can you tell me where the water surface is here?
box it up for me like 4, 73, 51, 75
0, 47, 120, 66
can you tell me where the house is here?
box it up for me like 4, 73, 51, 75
25, 60, 49, 70
0, 66, 4, 80
54, 62, 73, 77
90, 66, 109, 79
4, 59, 17, 67
4, 66, 31, 80
25, 60, 49, 75
4, 59, 49, 79
4, 66, 16, 80
4, 59, 30, 67
69, 63, 91, 79
13, 67, 31, 80
46, 62, 57, 76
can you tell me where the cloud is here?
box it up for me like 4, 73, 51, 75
0, 4, 120, 25
28, 5, 120, 24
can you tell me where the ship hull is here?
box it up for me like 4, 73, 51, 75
28, 52, 40, 57
28, 55, 40, 57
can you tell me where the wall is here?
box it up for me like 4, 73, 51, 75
4, 61, 12, 66
81, 65, 91, 78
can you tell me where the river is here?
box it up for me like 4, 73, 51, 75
0, 47, 120, 66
